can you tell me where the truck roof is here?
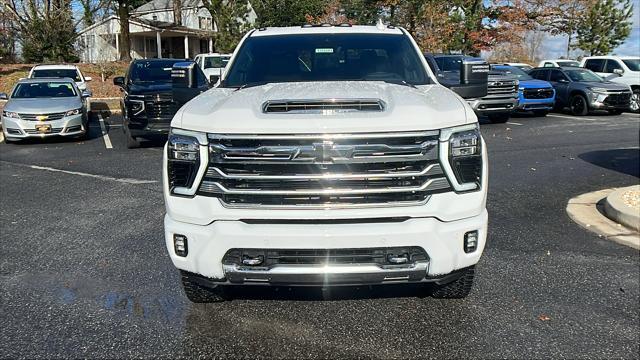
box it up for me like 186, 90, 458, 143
31, 64, 79, 70
250, 25, 404, 37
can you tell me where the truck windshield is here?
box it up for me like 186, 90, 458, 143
223, 33, 431, 87
204, 56, 230, 69
129, 60, 182, 83
622, 59, 640, 71
12, 82, 77, 98
492, 66, 533, 80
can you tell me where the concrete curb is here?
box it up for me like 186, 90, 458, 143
567, 188, 640, 250
604, 185, 640, 232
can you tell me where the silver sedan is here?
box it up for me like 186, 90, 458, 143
1, 78, 91, 142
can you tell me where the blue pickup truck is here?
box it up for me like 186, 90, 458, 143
492, 65, 555, 116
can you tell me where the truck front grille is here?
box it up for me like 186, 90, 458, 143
523, 88, 554, 99
486, 80, 518, 99
145, 93, 178, 120
198, 132, 451, 208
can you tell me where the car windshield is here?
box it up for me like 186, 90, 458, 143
556, 60, 580, 67
622, 59, 640, 71
565, 69, 603, 82
492, 66, 532, 80
223, 34, 431, 87
203, 56, 230, 69
12, 82, 77, 98
129, 60, 181, 83
32, 69, 81, 82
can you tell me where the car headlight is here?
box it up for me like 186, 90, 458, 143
440, 124, 483, 191
167, 128, 206, 192
65, 108, 82, 116
589, 87, 608, 93
2, 110, 19, 119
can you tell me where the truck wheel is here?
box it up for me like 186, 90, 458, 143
630, 89, 639, 113
569, 94, 589, 116
532, 110, 549, 117
430, 266, 475, 299
487, 114, 509, 123
180, 270, 228, 303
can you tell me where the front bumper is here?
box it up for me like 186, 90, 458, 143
517, 97, 554, 111
1, 114, 86, 139
589, 92, 632, 110
164, 209, 488, 283
467, 97, 518, 114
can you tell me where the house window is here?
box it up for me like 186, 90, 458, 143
152, 15, 158, 21
199, 16, 212, 30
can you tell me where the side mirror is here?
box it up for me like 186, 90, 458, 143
113, 76, 125, 87
84, 76, 93, 82
613, 68, 624, 75
82, 90, 92, 98
172, 61, 210, 106
0, 93, 8, 100
450, 60, 489, 99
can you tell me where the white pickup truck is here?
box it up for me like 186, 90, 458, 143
164, 24, 489, 302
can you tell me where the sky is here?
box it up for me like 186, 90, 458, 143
541, 0, 640, 59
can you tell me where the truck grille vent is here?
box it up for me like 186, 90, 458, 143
486, 81, 518, 98
263, 99, 385, 113
523, 88, 554, 99
198, 132, 451, 208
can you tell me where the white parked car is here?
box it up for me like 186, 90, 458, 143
165, 25, 489, 302
581, 56, 640, 112
538, 59, 581, 68
28, 64, 92, 92
193, 53, 231, 83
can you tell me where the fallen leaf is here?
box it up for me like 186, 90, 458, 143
546, 250, 550, 256
538, 314, 551, 321
530, 167, 536, 171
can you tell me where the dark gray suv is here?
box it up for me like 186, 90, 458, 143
529, 66, 632, 116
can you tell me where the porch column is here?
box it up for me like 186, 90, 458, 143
115, 33, 120, 58
184, 35, 189, 58
143, 36, 147, 58
156, 31, 162, 58
208, 38, 213, 53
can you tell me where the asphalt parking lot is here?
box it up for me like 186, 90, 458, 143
0, 111, 639, 358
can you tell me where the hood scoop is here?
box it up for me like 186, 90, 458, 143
262, 98, 385, 114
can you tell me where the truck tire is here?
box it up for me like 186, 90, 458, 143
124, 127, 140, 149
569, 94, 589, 116
630, 88, 639, 113
430, 266, 475, 299
180, 270, 228, 303
487, 113, 510, 123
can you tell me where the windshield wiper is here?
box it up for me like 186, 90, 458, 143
380, 79, 418, 89
233, 81, 269, 91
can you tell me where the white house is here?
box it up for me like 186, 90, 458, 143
77, 0, 257, 62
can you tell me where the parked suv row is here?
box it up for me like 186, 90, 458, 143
529, 66, 633, 116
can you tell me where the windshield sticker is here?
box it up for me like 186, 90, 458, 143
315, 48, 334, 54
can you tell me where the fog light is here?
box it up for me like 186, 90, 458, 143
174, 234, 188, 257
464, 231, 478, 253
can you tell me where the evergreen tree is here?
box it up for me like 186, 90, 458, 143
574, 0, 633, 56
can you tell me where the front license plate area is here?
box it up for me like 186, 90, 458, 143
35, 124, 52, 133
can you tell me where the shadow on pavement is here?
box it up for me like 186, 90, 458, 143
579, 148, 639, 178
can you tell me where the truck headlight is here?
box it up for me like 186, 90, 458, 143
2, 110, 19, 119
440, 124, 483, 191
167, 129, 204, 191
128, 99, 145, 115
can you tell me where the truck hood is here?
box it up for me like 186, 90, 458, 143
519, 79, 552, 89
173, 81, 472, 134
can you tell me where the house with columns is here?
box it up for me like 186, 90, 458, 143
77, 0, 257, 62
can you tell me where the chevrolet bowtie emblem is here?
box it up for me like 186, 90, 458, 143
36, 115, 48, 121
313, 141, 334, 163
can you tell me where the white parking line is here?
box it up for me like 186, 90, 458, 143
0, 161, 157, 184
506, 122, 523, 126
547, 114, 600, 121
0, 130, 4, 144
96, 113, 113, 149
